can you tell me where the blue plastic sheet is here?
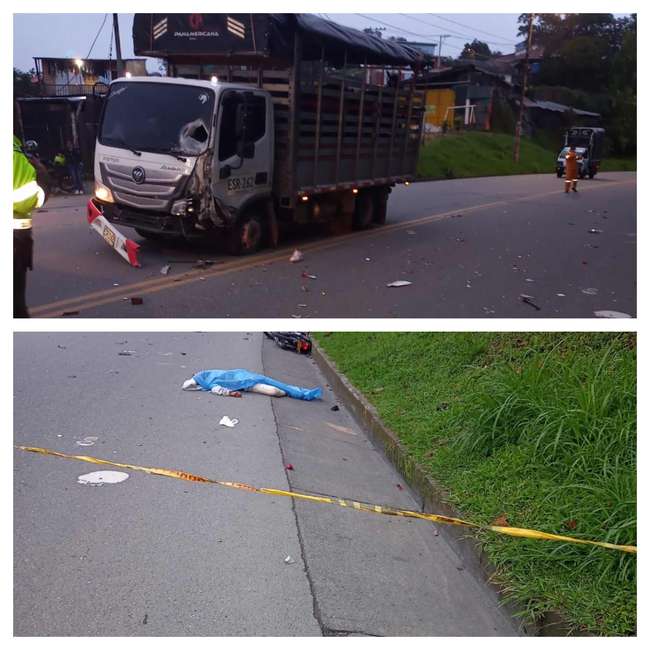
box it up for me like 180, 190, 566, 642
192, 369, 322, 401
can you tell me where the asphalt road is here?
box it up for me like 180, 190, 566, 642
14, 333, 518, 636
26, 172, 636, 318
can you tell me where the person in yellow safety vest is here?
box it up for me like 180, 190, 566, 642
564, 145, 583, 193
14, 136, 45, 318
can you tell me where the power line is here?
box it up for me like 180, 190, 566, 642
399, 13, 516, 46
429, 13, 518, 44
354, 14, 444, 40
85, 13, 109, 60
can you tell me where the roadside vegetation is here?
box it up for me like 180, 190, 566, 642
316, 332, 636, 635
416, 132, 636, 180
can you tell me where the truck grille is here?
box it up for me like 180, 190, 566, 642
100, 161, 187, 211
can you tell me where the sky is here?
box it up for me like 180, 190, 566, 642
13, 13, 524, 73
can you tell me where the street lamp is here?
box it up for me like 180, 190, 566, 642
74, 58, 84, 68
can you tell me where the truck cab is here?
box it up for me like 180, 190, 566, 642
555, 126, 605, 180
93, 76, 274, 254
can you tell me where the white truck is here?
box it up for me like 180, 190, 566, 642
89, 14, 427, 254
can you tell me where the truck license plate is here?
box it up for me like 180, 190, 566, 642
227, 176, 254, 193
102, 225, 116, 248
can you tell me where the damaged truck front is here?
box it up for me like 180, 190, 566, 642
90, 14, 429, 255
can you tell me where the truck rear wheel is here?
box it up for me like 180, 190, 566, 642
228, 211, 265, 256
353, 190, 374, 230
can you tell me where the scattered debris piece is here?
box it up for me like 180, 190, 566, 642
330, 405, 340, 411
87, 201, 141, 267
556, 293, 566, 297
286, 426, 304, 432
62, 311, 80, 317
113, 283, 120, 287
130, 297, 143, 305
297, 303, 308, 308
284, 555, 296, 564
520, 294, 541, 311
289, 249, 304, 263
285, 464, 294, 471
386, 280, 412, 288
265, 332, 313, 354
326, 422, 357, 436
219, 416, 239, 428
160, 264, 171, 275
581, 287, 599, 296
57, 345, 67, 350
364, 257, 371, 262
525, 278, 534, 283
587, 228, 603, 234
77, 471, 129, 485
594, 310, 632, 318
118, 350, 136, 356
76, 436, 99, 447
396, 484, 404, 491
301, 272, 317, 280
56, 434, 64, 438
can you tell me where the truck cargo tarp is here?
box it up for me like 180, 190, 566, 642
133, 13, 429, 67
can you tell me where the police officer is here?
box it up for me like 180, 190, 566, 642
14, 136, 45, 318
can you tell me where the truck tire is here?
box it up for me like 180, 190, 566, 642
353, 190, 374, 230
228, 210, 265, 255
373, 187, 390, 225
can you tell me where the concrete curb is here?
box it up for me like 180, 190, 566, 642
312, 339, 583, 637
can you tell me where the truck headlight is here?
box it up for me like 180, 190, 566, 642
171, 199, 187, 216
94, 180, 114, 203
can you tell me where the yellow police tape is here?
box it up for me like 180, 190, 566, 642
17, 445, 637, 554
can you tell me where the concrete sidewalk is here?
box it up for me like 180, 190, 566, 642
263, 337, 519, 636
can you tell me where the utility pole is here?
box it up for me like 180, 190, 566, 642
437, 34, 450, 69
513, 13, 534, 162
113, 13, 124, 78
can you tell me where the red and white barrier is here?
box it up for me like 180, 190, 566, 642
87, 199, 140, 268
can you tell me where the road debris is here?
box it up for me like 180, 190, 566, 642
76, 436, 99, 447
284, 555, 296, 564
118, 350, 136, 356
160, 264, 171, 275
556, 293, 566, 297
130, 297, 144, 305
219, 416, 239, 428
77, 471, 129, 485
520, 294, 541, 311
265, 332, 312, 354
289, 249, 304, 263
326, 422, 357, 436
62, 311, 80, 317
330, 405, 340, 411
301, 272, 317, 280
594, 310, 632, 318
285, 464, 294, 471
581, 287, 599, 296
588, 228, 603, 234
87, 200, 141, 267
386, 280, 412, 288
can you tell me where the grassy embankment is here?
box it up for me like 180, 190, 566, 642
416, 132, 636, 180
316, 332, 636, 635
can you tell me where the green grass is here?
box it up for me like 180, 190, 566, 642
316, 332, 636, 635
416, 131, 636, 179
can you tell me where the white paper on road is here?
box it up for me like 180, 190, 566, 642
77, 471, 129, 485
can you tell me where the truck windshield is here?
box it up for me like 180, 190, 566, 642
99, 82, 215, 157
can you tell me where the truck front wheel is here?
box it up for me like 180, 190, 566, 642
227, 211, 265, 255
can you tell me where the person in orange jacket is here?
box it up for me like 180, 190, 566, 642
564, 146, 582, 193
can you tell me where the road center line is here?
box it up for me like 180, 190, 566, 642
31, 179, 635, 317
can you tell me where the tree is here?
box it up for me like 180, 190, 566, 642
363, 27, 384, 39
14, 68, 39, 98
459, 39, 492, 60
